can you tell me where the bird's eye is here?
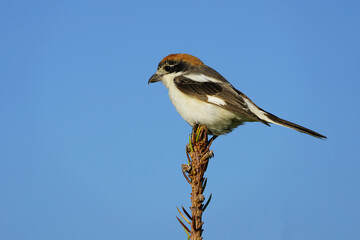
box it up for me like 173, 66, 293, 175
164, 65, 172, 72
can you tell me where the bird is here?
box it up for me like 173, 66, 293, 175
148, 53, 326, 139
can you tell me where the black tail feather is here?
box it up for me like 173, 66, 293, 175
264, 111, 327, 139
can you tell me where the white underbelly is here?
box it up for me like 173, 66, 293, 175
168, 86, 246, 135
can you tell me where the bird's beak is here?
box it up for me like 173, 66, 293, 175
148, 73, 161, 84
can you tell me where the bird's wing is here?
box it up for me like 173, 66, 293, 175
174, 75, 270, 125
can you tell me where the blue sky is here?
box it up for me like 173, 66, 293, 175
1, 0, 359, 239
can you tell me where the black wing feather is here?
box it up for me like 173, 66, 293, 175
174, 75, 269, 124
174, 77, 223, 96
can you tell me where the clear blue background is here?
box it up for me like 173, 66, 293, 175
1, 0, 359, 239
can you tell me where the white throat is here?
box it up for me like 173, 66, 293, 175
160, 72, 184, 88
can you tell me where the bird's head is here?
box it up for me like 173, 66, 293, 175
148, 53, 204, 84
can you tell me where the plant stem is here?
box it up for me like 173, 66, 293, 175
181, 125, 214, 240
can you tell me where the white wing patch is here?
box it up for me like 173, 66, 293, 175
184, 74, 222, 83
243, 98, 273, 123
207, 95, 226, 106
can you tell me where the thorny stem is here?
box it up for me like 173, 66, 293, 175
179, 125, 214, 240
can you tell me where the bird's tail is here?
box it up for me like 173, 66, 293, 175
261, 109, 327, 139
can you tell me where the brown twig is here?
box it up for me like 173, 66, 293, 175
177, 125, 214, 240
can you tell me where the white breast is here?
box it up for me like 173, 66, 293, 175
163, 76, 245, 135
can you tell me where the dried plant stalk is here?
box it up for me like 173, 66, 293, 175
178, 125, 215, 240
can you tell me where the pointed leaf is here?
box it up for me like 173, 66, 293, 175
181, 206, 192, 220
201, 178, 208, 193
176, 216, 190, 233
188, 135, 193, 152
177, 207, 190, 224
202, 194, 212, 211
